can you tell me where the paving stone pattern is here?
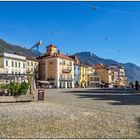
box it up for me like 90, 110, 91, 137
0, 88, 140, 138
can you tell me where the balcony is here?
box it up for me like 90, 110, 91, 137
62, 68, 72, 73
26, 70, 32, 74
59, 77, 73, 81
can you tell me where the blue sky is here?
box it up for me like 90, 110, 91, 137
0, 1, 140, 66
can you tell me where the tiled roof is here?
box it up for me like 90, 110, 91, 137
95, 64, 108, 69
69, 55, 81, 65
74, 62, 80, 65
69, 55, 75, 59
80, 64, 89, 68
26, 56, 38, 61
40, 53, 74, 61
46, 44, 56, 48
109, 65, 120, 72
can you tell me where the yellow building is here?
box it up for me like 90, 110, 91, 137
80, 64, 88, 87
87, 66, 94, 86
94, 64, 128, 87
94, 64, 113, 86
0, 68, 8, 74
26, 57, 39, 78
87, 66, 101, 87
39, 44, 74, 88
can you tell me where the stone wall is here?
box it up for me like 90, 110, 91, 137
0, 95, 33, 103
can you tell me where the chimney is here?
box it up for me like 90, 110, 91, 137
66, 53, 69, 56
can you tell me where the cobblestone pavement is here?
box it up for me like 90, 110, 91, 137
0, 88, 140, 138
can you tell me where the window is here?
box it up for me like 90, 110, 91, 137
50, 61, 53, 65
94, 77, 100, 81
28, 61, 29, 66
78, 67, 80, 70
50, 75, 52, 79
23, 63, 25, 68
63, 61, 65, 65
11, 61, 14, 67
60, 59, 62, 65
50, 65, 53, 71
6, 60, 8, 66
15, 62, 17, 67
31, 62, 33, 66
90, 77, 93, 81
19, 62, 20, 68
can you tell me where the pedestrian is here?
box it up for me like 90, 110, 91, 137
131, 82, 134, 89
135, 81, 139, 90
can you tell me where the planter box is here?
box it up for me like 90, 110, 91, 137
0, 95, 33, 103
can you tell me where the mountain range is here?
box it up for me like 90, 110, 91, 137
0, 39, 140, 82
0, 39, 37, 58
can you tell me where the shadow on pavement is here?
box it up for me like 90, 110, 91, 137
63, 88, 137, 94
87, 88, 136, 92
74, 94, 140, 105
62, 88, 140, 105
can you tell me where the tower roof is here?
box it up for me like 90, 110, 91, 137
46, 44, 57, 48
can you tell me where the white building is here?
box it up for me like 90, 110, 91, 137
69, 55, 81, 88
89, 73, 101, 87
0, 52, 26, 74
109, 65, 128, 87
26, 57, 39, 79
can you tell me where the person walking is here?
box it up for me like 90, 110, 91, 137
135, 81, 139, 90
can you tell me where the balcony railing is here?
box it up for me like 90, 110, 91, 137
59, 77, 73, 81
26, 70, 32, 74
62, 69, 72, 73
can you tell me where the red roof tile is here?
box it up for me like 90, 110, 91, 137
95, 64, 108, 69
43, 53, 74, 61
